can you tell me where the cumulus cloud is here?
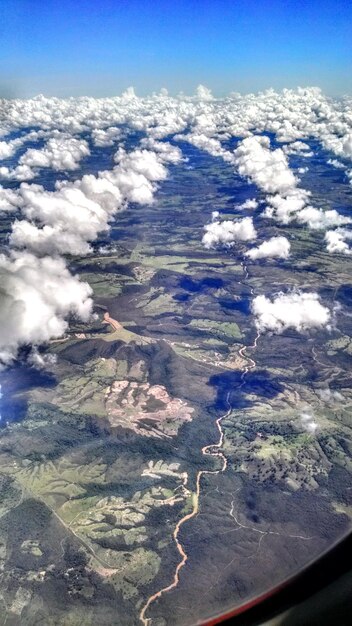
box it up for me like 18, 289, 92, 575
230, 134, 342, 235
263, 190, 350, 231
325, 229, 352, 254
296, 206, 351, 229
0, 137, 24, 160
245, 236, 290, 260
0, 86, 350, 166
195, 84, 214, 101
140, 138, 183, 163
0, 129, 182, 362
0, 252, 92, 367
110, 146, 177, 204
327, 159, 345, 169
238, 198, 258, 210
9, 142, 182, 256
0, 186, 21, 213
282, 141, 313, 156
19, 132, 90, 172
28, 347, 57, 369
263, 190, 310, 223
202, 216, 257, 248
323, 132, 352, 160
180, 132, 234, 163
233, 136, 297, 195
300, 412, 318, 435
0, 130, 91, 182
231, 134, 345, 237
10, 220, 93, 256
10, 184, 114, 255
0, 164, 35, 181
0, 131, 43, 161
252, 291, 331, 334
114, 146, 167, 181
342, 134, 352, 158
91, 126, 122, 147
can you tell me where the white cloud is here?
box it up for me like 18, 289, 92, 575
195, 85, 214, 101
19, 132, 90, 172
233, 136, 297, 195
296, 206, 351, 229
0, 164, 35, 181
238, 198, 258, 210
263, 190, 309, 224
325, 229, 352, 254
121, 86, 137, 100
300, 412, 318, 435
252, 291, 331, 334
110, 147, 173, 204
230, 134, 347, 238
9, 142, 182, 257
342, 134, 352, 158
0, 137, 23, 160
10, 220, 93, 256
327, 159, 345, 169
71, 173, 123, 213
0, 135, 183, 362
282, 141, 313, 157
140, 138, 183, 163
0, 86, 350, 167
245, 236, 290, 260
180, 132, 234, 162
114, 146, 167, 180
28, 347, 57, 369
0, 186, 21, 213
0, 131, 43, 161
323, 132, 352, 160
12, 184, 113, 255
91, 127, 122, 147
202, 216, 257, 248
0, 131, 90, 182
0, 251, 92, 367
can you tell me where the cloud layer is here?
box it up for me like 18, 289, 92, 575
0, 114, 182, 365
0, 86, 351, 363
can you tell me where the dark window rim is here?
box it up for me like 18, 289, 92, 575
200, 530, 352, 626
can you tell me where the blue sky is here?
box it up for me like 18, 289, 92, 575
1, 0, 351, 97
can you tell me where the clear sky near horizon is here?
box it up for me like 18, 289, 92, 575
0, 0, 351, 98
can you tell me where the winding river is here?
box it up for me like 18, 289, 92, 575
139, 326, 260, 626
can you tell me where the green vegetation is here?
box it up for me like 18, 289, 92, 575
79, 272, 126, 297
189, 318, 243, 339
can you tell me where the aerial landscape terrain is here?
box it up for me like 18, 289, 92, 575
0, 85, 351, 626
